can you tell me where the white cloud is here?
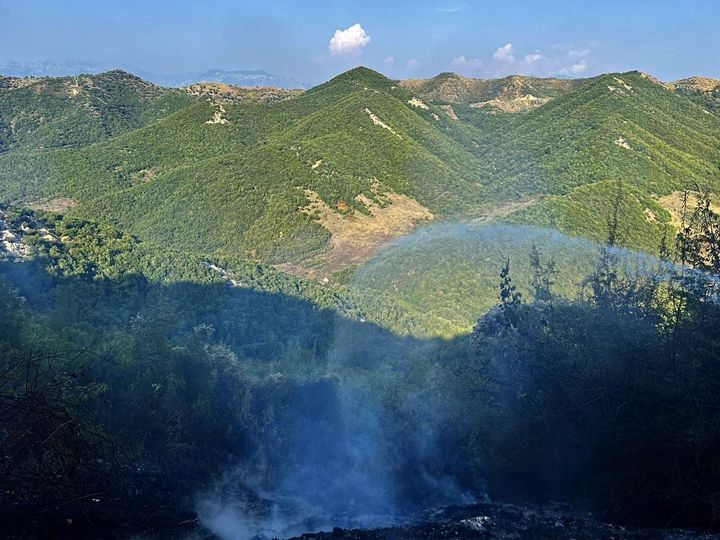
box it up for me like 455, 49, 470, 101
557, 47, 592, 76
451, 55, 482, 67
524, 53, 544, 63
446, 43, 594, 78
570, 58, 588, 73
451, 55, 483, 73
406, 58, 421, 72
493, 43, 515, 62
384, 56, 395, 68
560, 58, 588, 75
569, 48, 590, 58
438, 6, 464, 12
329, 23, 371, 56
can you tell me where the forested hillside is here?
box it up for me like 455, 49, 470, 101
1, 67, 718, 274
0, 71, 194, 152
3, 62, 720, 538
2, 193, 720, 537
1, 66, 719, 340
0, 68, 720, 276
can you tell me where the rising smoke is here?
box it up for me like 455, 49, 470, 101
195, 223, 655, 539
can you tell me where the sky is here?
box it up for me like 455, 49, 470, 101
1, 0, 719, 84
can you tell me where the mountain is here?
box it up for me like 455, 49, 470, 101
0, 61, 310, 89
1, 66, 719, 293
0, 70, 195, 199
667, 76, 720, 113
0, 70, 193, 152
402, 72, 584, 114
4, 59, 720, 539
0, 60, 106, 77
135, 68, 311, 89
402, 69, 720, 250
0, 67, 488, 270
484, 71, 720, 251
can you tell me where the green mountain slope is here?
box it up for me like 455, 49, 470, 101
1, 66, 719, 278
0, 70, 194, 152
482, 72, 720, 195
482, 72, 720, 250
1, 68, 488, 266
0, 99, 244, 201
0, 70, 197, 200
351, 223, 655, 336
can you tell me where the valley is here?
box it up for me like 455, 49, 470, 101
2, 66, 719, 335
2, 63, 720, 539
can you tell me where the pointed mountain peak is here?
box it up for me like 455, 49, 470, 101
309, 66, 396, 94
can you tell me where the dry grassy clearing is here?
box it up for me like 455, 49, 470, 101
27, 197, 79, 212
277, 189, 433, 281
655, 191, 720, 229
470, 94, 551, 113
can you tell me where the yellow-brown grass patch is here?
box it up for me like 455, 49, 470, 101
286, 188, 434, 280
654, 191, 720, 229
27, 197, 79, 213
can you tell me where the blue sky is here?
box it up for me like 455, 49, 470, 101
1, 0, 718, 83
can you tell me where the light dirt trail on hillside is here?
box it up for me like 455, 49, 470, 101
470, 197, 541, 223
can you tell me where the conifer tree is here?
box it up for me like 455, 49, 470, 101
529, 244, 556, 302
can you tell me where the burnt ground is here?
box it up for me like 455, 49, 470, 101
288, 502, 718, 540
2, 490, 717, 539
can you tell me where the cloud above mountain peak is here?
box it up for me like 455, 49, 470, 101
493, 43, 515, 62
329, 23, 371, 56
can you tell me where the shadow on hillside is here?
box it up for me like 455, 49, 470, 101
0, 258, 474, 539
0, 257, 446, 362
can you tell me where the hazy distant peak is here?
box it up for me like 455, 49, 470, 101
143, 68, 311, 89
0, 61, 310, 90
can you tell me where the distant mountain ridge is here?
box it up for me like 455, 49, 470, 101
0, 61, 310, 89
140, 69, 311, 89
0, 60, 106, 77
0, 66, 719, 281
402, 71, 720, 116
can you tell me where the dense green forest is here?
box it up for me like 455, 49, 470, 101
2, 192, 720, 537
1, 68, 719, 270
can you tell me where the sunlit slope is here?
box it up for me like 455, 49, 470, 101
0, 70, 194, 153
401, 72, 588, 134
0, 97, 284, 202
351, 223, 655, 337
484, 72, 720, 251
2, 67, 720, 267
668, 76, 720, 114
402, 72, 584, 116
482, 72, 720, 196
507, 180, 675, 252
64, 68, 488, 262
269, 69, 487, 213
0, 71, 198, 201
